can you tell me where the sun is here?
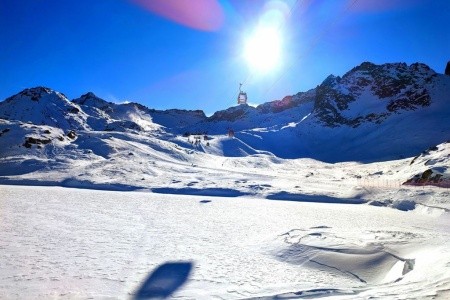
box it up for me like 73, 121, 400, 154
244, 26, 282, 73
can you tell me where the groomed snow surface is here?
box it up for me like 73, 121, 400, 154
1, 185, 450, 299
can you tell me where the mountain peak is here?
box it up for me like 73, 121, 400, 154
344, 62, 435, 79
81, 92, 97, 98
322, 74, 341, 86
6, 86, 67, 103
25, 86, 52, 94
73, 92, 112, 108
0, 87, 87, 130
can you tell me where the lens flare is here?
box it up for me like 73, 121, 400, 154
130, 0, 224, 31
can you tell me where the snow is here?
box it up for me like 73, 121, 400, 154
0, 132, 449, 298
1, 185, 449, 299
1, 62, 450, 298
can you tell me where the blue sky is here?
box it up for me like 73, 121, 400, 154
1, 0, 449, 114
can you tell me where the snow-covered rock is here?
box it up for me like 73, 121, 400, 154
404, 142, 450, 187
314, 62, 436, 127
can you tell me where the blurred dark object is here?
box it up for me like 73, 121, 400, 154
134, 261, 193, 299
445, 61, 450, 75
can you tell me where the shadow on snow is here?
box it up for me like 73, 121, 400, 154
266, 191, 366, 204
133, 261, 193, 299
152, 187, 249, 197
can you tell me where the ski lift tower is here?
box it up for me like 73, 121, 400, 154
237, 83, 247, 105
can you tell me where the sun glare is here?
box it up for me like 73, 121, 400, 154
244, 26, 282, 73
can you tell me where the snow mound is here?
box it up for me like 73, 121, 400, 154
275, 228, 415, 285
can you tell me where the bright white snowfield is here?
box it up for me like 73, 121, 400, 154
1, 185, 450, 299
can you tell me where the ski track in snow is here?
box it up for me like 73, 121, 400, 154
1, 185, 450, 299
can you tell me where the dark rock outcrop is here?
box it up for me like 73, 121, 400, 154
67, 130, 77, 139
0, 128, 10, 137
23, 136, 52, 148
404, 169, 444, 186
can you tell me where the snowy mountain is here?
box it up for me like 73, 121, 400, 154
313, 62, 435, 127
0, 87, 89, 130
0, 61, 449, 166
184, 62, 450, 162
188, 62, 439, 129
72, 92, 160, 132
1, 63, 450, 299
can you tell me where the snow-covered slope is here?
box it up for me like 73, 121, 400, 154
1, 115, 449, 209
71, 91, 206, 132
0, 87, 89, 130
147, 108, 207, 131
0, 87, 164, 133
187, 62, 450, 162
72, 92, 161, 132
